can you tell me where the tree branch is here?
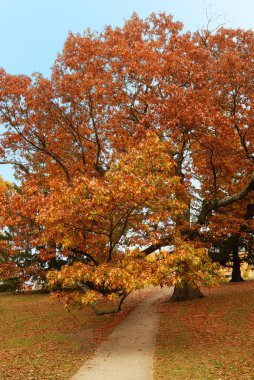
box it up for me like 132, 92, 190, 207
197, 172, 254, 225
70, 248, 99, 266
77, 281, 129, 315
0, 160, 29, 174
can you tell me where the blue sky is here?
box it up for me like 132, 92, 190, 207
0, 0, 253, 180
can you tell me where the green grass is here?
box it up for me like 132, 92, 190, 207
154, 281, 254, 380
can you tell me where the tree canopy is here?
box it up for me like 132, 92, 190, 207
0, 13, 253, 308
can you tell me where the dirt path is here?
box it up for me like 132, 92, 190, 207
72, 287, 171, 380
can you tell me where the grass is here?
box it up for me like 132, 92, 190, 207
3, 282, 254, 380
154, 281, 254, 380
0, 289, 152, 380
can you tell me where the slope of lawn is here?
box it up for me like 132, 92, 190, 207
154, 281, 254, 380
0, 289, 152, 380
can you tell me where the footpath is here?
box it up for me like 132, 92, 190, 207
72, 287, 171, 380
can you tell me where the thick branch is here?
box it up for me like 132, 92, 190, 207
142, 172, 254, 256
71, 248, 99, 266
91, 292, 128, 315
77, 281, 128, 315
197, 172, 254, 225
141, 236, 173, 256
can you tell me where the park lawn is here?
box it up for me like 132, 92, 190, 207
0, 290, 146, 380
154, 280, 254, 380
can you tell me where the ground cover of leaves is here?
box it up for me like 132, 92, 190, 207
154, 281, 254, 380
0, 288, 155, 380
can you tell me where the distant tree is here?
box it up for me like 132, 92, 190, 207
209, 202, 254, 282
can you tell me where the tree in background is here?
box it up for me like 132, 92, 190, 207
207, 200, 254, 282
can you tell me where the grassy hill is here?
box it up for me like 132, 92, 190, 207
154, 281, 254, 380
0, 291, 141, 379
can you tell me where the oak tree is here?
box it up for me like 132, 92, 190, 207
0, 13, 254, 306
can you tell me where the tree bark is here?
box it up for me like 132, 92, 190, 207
171, 281, 204, 302
230, 245, 244, 282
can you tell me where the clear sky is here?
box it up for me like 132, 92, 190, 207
0, 0, 253, 180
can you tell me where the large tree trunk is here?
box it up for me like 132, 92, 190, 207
171, 281, 204, 302
230, 245, 244, 282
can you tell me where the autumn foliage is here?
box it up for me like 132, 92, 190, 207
0, 13, 254, 308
